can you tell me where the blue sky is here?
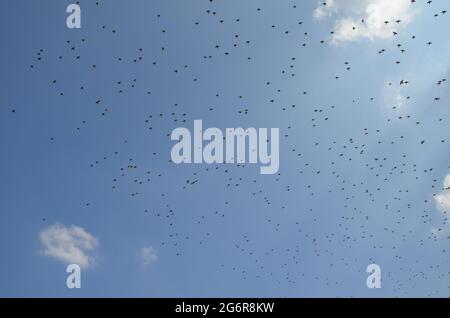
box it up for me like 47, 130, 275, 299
1, 0, 450, 297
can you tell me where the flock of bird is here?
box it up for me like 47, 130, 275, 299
11, 0, 450, 296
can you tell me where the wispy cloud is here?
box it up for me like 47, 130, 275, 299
313, 0, 418, 45
313, 0, 338, 20
39, 223, 98, 269
138, 246, 158, 267
381, 81, 407, 114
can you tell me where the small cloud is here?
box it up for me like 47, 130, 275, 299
39, 223, 98, 269
313, 0, 337, 20
435, 174, 450, 214
139, 246, 158, 266
431, 227, 445, 237
381, 82, 406, 113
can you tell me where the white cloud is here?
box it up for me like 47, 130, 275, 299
381, 82, 407, 113
39, 223, 98, 268
313, 0, 337, 20
139, 246, 158, 266
435, 174, 450, 213
313, 0, 418, 45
